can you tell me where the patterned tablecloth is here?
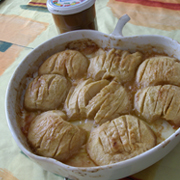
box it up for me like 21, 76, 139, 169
1, 0, 180, 179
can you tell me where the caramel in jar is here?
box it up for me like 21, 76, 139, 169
47, 0, 97, 33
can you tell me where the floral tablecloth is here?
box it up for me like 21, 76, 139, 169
0, 0, 180, 179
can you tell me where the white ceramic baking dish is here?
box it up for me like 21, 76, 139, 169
5, 15, 180, 180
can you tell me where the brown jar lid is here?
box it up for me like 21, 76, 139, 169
47, 0, 96, 15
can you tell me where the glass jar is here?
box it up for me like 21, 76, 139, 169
47, 0, 97, 34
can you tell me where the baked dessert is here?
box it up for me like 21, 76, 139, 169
88, 48, 143, 82
28, 110, 87, 162
39, 49, 89, 79
87, 115, 156, 166
78, 79, 110, 118
18, 40, 180, 167
24, 74, 71, 111
64, 78, 94, 120
136, 56, 180, 87
65, 79, 132, 124
65, 78, 110, 120
87, 48, 106, 80
86, 81, 132, 124
134, 85, 180, 126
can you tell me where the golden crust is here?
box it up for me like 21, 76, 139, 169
64, 79, 132, 124
87, 115, 156, 166
134, 85, 180, 126
88, 48, 143, 82
28, 110, 87, 162
39, 50, 89, 79
136, 56, 180, 87
24, 74, 71, 111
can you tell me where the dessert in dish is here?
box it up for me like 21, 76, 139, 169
24, 74, 71, 111
85, 80, 131, 125
38, 50, 89, 79
28, 110, 87, 162
18, 39, 180, 167
64, 79, 132, 124
87, 115, 156, 166
88, 48, 143, 82
136, 56, 180, 87
134, 85, 180, 126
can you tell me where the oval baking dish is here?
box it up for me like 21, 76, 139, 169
5, 15, 180, 180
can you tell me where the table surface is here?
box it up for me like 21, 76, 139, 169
1, 0, 180, 180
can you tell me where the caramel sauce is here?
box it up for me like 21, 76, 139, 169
52, 5, 97, 33
21, 111, 40, 136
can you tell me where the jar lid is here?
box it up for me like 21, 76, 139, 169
47, 0, 96, 15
